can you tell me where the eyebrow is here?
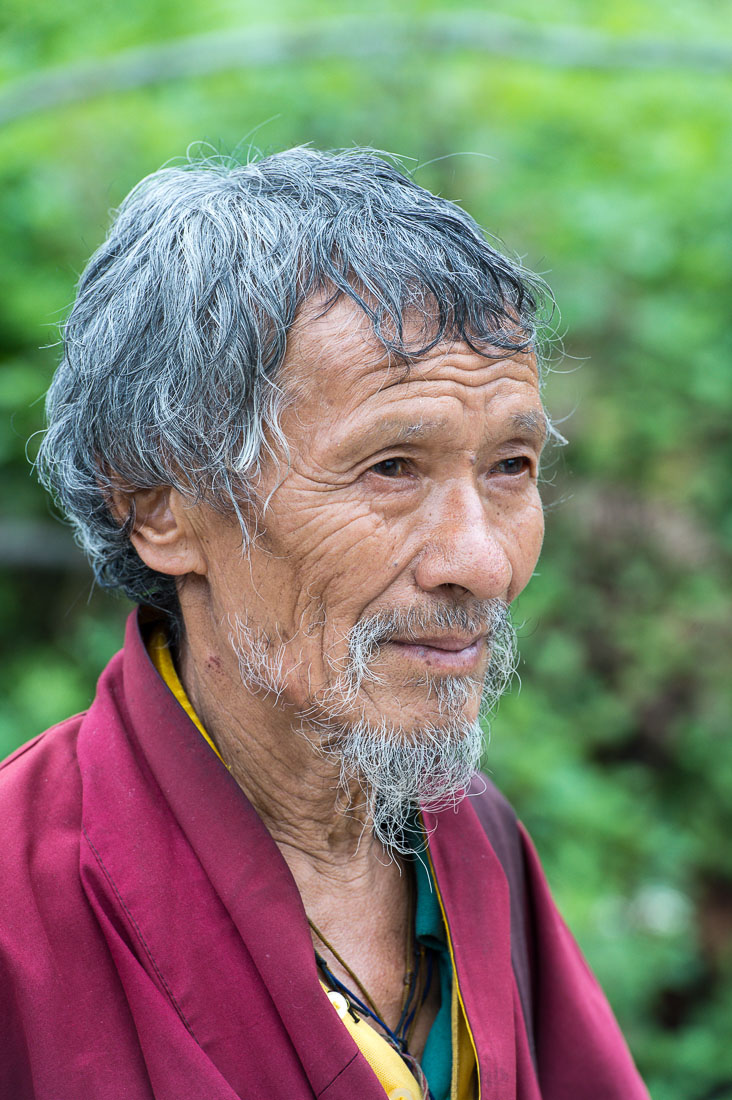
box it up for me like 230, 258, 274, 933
509, 410, 549, 447
373, 417, 451, 444
344, 410, 549, 457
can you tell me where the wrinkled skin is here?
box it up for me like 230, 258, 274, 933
174, 297, 546, 736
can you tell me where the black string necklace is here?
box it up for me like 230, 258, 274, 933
308, 881, 435, 1097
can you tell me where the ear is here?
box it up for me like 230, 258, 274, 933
109, 486, 207, 577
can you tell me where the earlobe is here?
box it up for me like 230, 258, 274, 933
109, 486, 207, 578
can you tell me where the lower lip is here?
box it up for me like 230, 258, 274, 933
389, 639, 485, 673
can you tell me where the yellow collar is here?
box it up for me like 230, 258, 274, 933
147, 627, 230, 769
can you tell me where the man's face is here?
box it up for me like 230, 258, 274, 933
195, 296, 546, 739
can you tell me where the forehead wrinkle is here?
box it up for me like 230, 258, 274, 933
287, 292, 387, 362
283, 321, 390, 405
332, 390, 544, 463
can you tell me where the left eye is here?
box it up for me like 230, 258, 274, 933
494, 457, 530, 476
369, 458, 410, 477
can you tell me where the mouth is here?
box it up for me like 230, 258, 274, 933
387, 634, 487, 673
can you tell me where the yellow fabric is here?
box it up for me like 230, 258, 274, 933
147, 628, 230, 770
425, 848, 479, 1100
452, 979, 478, 1100
321, 982, 424, 1100
147, 627, 477, 1099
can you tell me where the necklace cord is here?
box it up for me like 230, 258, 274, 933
308, 920, 382, 1018
307, 908, 434, 1056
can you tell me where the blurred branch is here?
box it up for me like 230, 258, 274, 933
1, 13, 730, 126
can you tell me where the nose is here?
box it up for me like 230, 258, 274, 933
412, 483, 513, 602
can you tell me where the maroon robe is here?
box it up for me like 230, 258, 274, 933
0, 612, 649, 1099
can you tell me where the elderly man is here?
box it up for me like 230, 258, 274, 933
1, 148, 648, 1100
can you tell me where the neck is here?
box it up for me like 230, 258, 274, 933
176, 603, 391, 883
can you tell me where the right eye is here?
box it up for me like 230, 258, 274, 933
368, 458, 411, 478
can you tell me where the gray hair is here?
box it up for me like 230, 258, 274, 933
37, 146, 552, 614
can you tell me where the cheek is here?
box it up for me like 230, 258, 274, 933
507, 494, 545, 601
267, 496, 406, 620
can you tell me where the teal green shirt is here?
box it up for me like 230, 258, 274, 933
414, 854, 453, 1100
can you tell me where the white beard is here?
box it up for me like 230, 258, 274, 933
229, 599, 517, 856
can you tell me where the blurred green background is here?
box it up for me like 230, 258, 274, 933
1, 2, 730, 1096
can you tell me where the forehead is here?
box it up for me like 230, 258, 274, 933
283, 294, 540, 401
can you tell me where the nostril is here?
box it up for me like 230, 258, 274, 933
438, 582, 472, 599
413, 542, 513, 603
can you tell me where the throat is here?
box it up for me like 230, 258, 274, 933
301, 858, 438, 1061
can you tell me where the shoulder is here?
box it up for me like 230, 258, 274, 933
0, 638, 129, 839
0, 713, 86, 819
0, 715, 94, 1018
0, 715, 86, 904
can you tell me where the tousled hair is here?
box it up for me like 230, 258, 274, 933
37, 146, 553, 616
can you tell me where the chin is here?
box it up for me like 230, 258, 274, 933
308, 677, 479, 739
301, 700, 486, 857
365, 681, 484, 733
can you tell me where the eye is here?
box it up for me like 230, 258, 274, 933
493, 456, 531, 476
368, 457, 411, 478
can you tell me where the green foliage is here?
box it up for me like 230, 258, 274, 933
1, 3, 730, 1095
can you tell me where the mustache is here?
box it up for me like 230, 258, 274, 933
314, 599, 518, 711
308, 599, 517, 722
347, 599, 511, 659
